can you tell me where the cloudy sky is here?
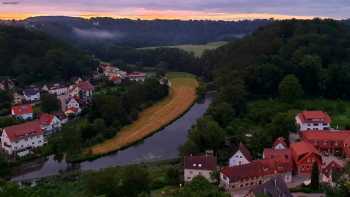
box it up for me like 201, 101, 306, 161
1, 0, 350, 20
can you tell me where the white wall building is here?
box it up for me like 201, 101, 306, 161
296, 111, 331, 131
184, 154, 217, 183
1, 121, 44, 157
229, 143, 252, 167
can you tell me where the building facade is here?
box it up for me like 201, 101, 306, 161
184, 154, 217, 183
296, 111, 331, 131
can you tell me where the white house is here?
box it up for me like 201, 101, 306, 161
229, 143, 253, 167
47, 84, 68, 96
39, 113, 62, 136
1, 121, 44, 157
184, 154, 217, 183
128, 72, 146, 82
65, 97, 81, 116
272, 137, 288, 150
23, 88, 40, 102
296, 111, 331, 131
11, 104, 33, 120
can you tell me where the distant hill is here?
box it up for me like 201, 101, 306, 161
0, 25, 97, 86
3, 16, 271, 48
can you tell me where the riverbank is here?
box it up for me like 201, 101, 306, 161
85, 72, 199, 157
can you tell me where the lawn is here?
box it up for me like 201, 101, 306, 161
88, 72, 199, 156
139, 41, 228, 57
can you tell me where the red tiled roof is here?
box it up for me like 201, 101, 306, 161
77, 81, 94, 91
221, 159, 291, 182
66, 107, 79, 113
297, 111, 331, 124
273, 137, 288, 149
39, 113, 55, 126
3, 121, 42, 142
263, 148, 292, 164
238, 143, 253, 161
184, 155, 217, 171
11, 104, 33, 115
290, 141, 321, 163
301, 131, 350, 141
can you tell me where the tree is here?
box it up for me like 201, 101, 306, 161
41, 93, 60, 113
279, 74, 304, 102
182, 116, 225, 155
174, 176, 229, 197
311, 162, 320, 190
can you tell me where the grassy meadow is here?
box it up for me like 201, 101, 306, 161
88, 72, 199, 156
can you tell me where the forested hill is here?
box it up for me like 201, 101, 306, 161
203, 19, 350, 100
3, 16, 271, 48
0, 25, 98, 86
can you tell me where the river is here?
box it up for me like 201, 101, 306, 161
11, 97, 212, 182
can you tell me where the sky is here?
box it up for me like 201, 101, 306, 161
0, 0, 350, 20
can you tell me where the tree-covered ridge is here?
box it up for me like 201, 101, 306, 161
0, 25, 98, 86
204, 19, 350, 99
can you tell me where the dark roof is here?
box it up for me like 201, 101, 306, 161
248, 176, 292, 197
23, 88, 39, 96
184, 154, 217, 171
238, 143, 253, 161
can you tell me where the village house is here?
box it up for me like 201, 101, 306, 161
220, 159, 292, 193
23, 87, 40, 102
11, 104, 33, 120
245, 176, 292, 197
39, 113, 62, 136
321, 156, 345, 183
184, 153, 217, 183
290, 141, 322, 176
69, 80, 94, 103
229, 143, 253, 167
64, 97, 81, 116
0, 78, 15, 91
13, 92, 24, 105
1, 121, 44, 157
53, 112, 68, 124
296, 111, 331, 131
45, 83, 68, 96
128, 72, 146, 82
300, 130, 350, 157
272, 137, 288, 150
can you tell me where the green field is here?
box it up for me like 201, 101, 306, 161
139, 41, 228, 57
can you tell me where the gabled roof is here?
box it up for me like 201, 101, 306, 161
39, 113, 56, 126
263, 148, 292, 166
3, 121, 43, 142
290, 141, 321, 163
184, 154, 217, 171
273, 137, 288, 149
297, 111, 331, 124
11, 104, 33, 115
221, 159, 292, 182
237, 143, 253, 161
301, 131, 350, 142
248, 176, 292, 197
77, 81, 94, 91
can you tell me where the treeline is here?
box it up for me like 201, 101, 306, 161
18, 16, 271, 47
92, 46, 201, 74
0, 25, 98, 86
182, 19, 350, 161
45, 78, 169, 160
0, 163, 227, 197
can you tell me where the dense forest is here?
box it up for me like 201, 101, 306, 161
0, 25, 98, 86
182, 19, 350, 162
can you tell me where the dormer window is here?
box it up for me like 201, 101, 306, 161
198, 164, 202, 167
